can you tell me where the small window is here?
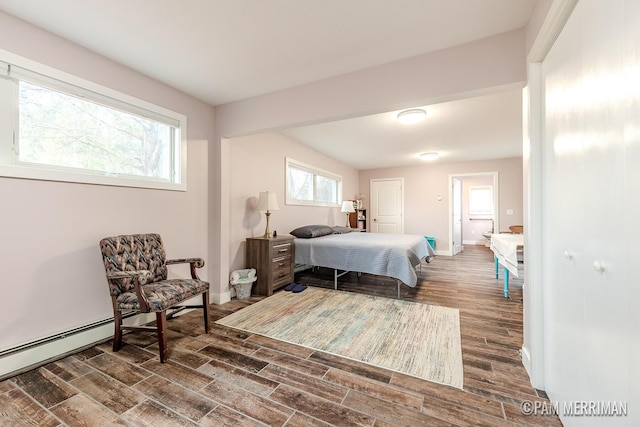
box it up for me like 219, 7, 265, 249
286, 157, 342, 207
0, 56, 186, 190
469, 186, 493, 215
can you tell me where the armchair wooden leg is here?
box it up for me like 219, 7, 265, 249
113, 308, 123, 352
156, 311, 168, 363
202, 291, 211, 333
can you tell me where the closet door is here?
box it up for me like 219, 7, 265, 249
542, 0, 633, 421
541, 8, 589, 401
624, 0, 640, 411
576, 0, 629, 405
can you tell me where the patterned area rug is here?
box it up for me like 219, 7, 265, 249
216, 287, 463, 389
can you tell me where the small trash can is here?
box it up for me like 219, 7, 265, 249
230, 268, 257, 300
424, 236, 436, 250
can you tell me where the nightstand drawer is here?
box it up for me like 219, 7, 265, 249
272, 255, 290, 271
272, 255, 292, 283
271, 242, 292, 258
272, 270, 292, 285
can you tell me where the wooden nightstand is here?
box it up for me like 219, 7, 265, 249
245, 236, 295, 296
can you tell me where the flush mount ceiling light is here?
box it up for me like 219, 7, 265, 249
419, 152, 439, 161
397, 108, 427, 124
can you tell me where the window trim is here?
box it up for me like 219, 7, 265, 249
0, 49, 187, 191
285, 157, 342, 207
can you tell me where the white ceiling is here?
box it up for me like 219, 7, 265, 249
280, 90, 524, 169
0, 0, 535, 169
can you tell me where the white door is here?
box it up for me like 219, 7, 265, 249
452, 177, 463, 255
541, 0, 633, 416
370, 179, 403, 233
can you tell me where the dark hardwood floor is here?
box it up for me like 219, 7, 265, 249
0, 245, 562, 426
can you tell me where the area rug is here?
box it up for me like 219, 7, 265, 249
216, 287, 463, 389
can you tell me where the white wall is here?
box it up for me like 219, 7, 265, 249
358, 157, 523, 254
228, 132, 359, 278
0, 12, 214, 360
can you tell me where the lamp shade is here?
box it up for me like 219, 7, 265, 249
258, 191, 279, 211
341, 201, 356, 213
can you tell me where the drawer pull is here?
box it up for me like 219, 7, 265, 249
278, 249, 288, 253
278, 262, 285, 267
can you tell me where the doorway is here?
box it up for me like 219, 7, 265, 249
448, 172, 499, 256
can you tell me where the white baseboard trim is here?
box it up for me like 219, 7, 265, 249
521, 345, 532, 378
213, 290, 231, 305
462, 239, 486, 245
1, 291, 232, 379
0, 312, 155, 380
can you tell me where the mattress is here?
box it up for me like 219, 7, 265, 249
294, 232, 434, 287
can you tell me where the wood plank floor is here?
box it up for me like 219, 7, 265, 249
0, 245, 562, 426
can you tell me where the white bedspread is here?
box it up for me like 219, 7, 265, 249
490, 233, 524, 277
294, 232, 434, 287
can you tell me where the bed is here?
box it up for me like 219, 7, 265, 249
292, 227, 435, 297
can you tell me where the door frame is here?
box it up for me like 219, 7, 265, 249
447, 172, 499, 256
522, 0, 578, 391
452, 177, 463, 255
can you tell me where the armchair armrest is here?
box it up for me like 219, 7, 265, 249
106, 270, 153, 312
166, 258, 205, 280
106, 270, 153, 284
166, 258, 205, 267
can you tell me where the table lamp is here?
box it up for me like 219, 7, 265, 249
341, 201, 356, 227
258, 191, 279, 238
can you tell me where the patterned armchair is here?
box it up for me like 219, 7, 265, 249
99, 233, 210, 362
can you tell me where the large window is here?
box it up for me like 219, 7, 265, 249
0, 54, 186, 190
286, 157, 342, 207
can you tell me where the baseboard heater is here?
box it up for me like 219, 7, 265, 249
0, 311, 151, 381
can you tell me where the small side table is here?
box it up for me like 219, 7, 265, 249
245, 236, 295, 296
